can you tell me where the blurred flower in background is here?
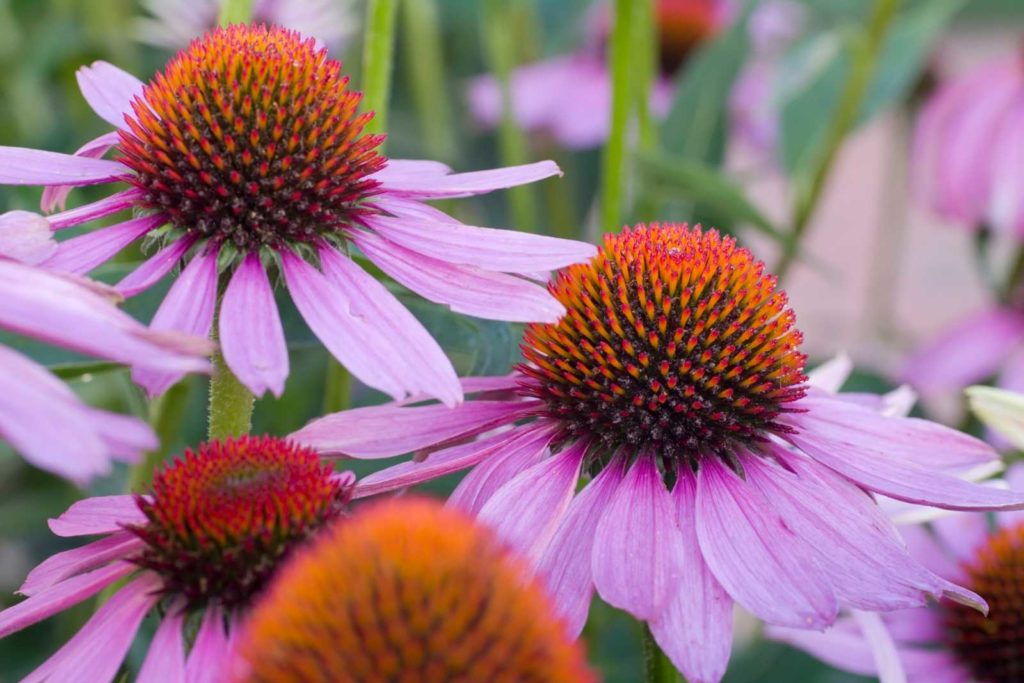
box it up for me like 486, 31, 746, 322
234, 498, 596, 682
0, 436, 355, 682
134, 0, 353, 49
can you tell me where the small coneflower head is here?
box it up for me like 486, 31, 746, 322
234, 498, 596, 683
656, 0, 724, 75
128, 435, 351, 609
520, 223, 807, 467
120, 24, 385, 257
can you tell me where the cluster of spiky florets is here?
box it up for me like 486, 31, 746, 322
656, 0, 721, 75
127, 436, 349, 610
235, 499, 596, 683
520, 223, 807, 466
119, 24, 386, 253
945, 524, 1024, 683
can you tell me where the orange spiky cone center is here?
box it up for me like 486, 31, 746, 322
519, 223, 807, 468
235, 499, 596, 683
127, 435, 349, 610
945, 524, 1024, 682
118, 24, 385, 253
657, 0, 721, 74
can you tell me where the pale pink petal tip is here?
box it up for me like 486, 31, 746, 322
0, 211, 56, 264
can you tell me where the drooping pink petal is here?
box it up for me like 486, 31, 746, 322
806, 353, 853, 393
370, 159, 452, 183
75, 60, 146, 129
318, 245, 460, 405
49, 494, 147, 537
21, 573, 161, 683
0, 146, 124, 186
47, 188, 141, 230
0, 211, 56, 264
365, 213, 596, 273
185, 606, 230, 683
898, 524, 964, 582
137, 607, 187, 683
115, 234, 196, 297
851, 609, 907, 683
696, 457, 837, 629
42, 214, 164, 275
903, 307, 1024, 393
132, 249, 219, 396
291, 398, 534, 458
0, 562, 135, 639
374, 159, 561, 198
592, 455, 685, 621
353, 230, 564, 322
20, 531, 143, 596
218, 253, 289, 397
478, 439, 587, 561
649, 471, 733, 683
537, 458, 625, 637
40, 132, 123, 213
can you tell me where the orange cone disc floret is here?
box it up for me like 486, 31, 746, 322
235, 498, 597, 683
656, 0, 721, 75
119, 24, 385, 254
127, 435, 350, 609
519, 223, 807, 468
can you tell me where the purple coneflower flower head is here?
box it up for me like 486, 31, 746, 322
135, 0, 353, 50
233, 498, 597, 682
293, 223, 1024, 683
770, 463, 1024, 683
0, 435, 355, 683
0, 24, 593, 402
913, 52, 1024, 237
467, 0, 730, 149
0, 213, 210, 483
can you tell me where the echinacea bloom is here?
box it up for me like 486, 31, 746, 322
0, 436, 354, 682
0, 24, 593, 402
234, 498, 595, 683
913, 53, 1024, 237
468, 0, 729, 149
770, 463, 1024, 683
294, 223, 1024, 683
0, 212, 210, 483
135, 0, 353, 50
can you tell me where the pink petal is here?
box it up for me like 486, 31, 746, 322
318, 245, 460, 405
49, 494, 146, 537
365, 213, 596, 273
0, 561, 135, 638
649, 471, 733, 683
997, 463, 1024, 529
115, 235, 197, 297
374, 159, 562, 198
903, 307, 1024, 393
76, 60, 145, 129
931, 512, 991, 564
137, 608, 187, 683
988, 96, 1024, 238
132, 249, 219, 396
806, 353, 853, 393
696, 457, 837, 629
851, 609, 907, 683
22, 573, 161, 683
537, 459, 625, 637
40, 132, 122, 213
371, 159, 453, 183
592, 455, 685, 620
478, 439, 587, 561
20, 531, 143, 596
766, 622, 887, 678
0, 211, 56, 264
47, 188, 140, 231
291, 398, 533, 458
0, 146, 124, 186
353, 230, 564, 323
219, 254, 289, 397
186, 606, 230, 683
42, 214, 163, 275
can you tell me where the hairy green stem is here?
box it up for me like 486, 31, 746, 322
601, 0, 636, 233
643, 625, 682, 683
208, 319, 255, 440
217, 0, 253, 26
362, 0, 400, 137
401, 0, 455, 161
774, 0, 902, 280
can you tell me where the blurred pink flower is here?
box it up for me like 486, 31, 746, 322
0, 436, 355, 683
0, 213, 210, 483
913, 54, 1024, 237
0, 25, 594, 403
770, 464, 1024, 683
292, 224, 1019, 683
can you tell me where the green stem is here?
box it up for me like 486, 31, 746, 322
643, 625, 681, 683
208, 322, 255, 440
217, 0, 253, 26
774, 0, 901, 280
362, 0, 400, 137
601, 0, 636, 234
481, 0, 538, 232
633, 0, 658, 155
322, 356, 352, 413
401, 0, 456, 161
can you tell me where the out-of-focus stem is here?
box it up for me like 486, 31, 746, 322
362, 0, 400, 137
127, 379, 192, 492
643, 625, 682, 683
218, 0, 254, 25
601, 0, 636, 234
401, 0, 456, 161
